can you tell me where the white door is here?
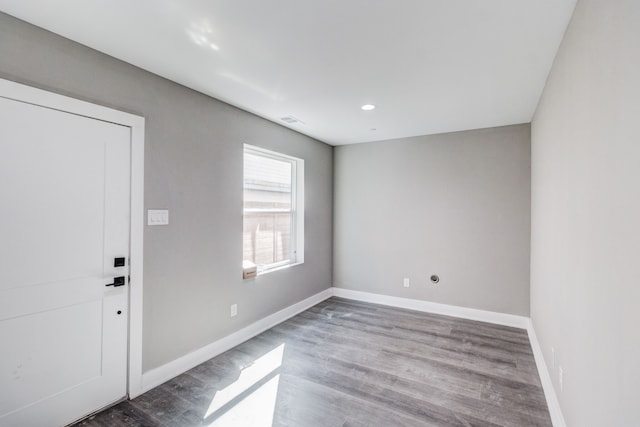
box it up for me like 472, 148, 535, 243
0, 96, 131, 426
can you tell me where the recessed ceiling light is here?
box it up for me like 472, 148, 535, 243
361, 104, 376, 111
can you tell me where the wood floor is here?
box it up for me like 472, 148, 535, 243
75, 297, 551, 427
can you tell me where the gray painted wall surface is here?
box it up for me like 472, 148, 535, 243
0, 13, 333, 371
334, 125, 531, 316
531, 0, 639, 425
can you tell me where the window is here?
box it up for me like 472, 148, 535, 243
243, 145, 304, 273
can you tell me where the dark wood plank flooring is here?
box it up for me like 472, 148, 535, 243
75, 297, 551, 426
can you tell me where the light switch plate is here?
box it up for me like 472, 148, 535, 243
148, 209, 169, 225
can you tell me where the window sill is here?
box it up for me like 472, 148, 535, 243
256, 261, 304, 277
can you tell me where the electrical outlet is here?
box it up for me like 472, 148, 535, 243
559, 366, 564, 392
230, 304, 238, 317
403, 278, 410, 288
551, 347, 556, 368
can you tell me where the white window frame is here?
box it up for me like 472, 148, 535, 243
243, 144, 304, 274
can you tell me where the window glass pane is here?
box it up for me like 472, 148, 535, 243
243, 153, 291, 211
243, 212, 292, 266
243, 149, 295, 270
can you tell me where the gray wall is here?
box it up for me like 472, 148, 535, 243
531, 0, 639, 425
0, 13, 333, 371
334, 124, 531, 316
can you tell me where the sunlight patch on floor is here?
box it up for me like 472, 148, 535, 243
204, 344, 285, 425
206, 374, 280, 427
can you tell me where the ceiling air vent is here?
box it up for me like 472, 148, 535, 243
280, 115, 304, 125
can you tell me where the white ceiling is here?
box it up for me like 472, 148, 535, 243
0, 0, 576, 145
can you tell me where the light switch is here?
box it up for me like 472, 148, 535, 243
148, 209, 169, 225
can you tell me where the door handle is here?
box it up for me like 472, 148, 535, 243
106, 276, 126, 287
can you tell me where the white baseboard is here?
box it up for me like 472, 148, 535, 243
331, 287, 530, 329
138, 288, 333, 396
527, 321, 566, 427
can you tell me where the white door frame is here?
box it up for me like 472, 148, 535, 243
0, 78, 146, 399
